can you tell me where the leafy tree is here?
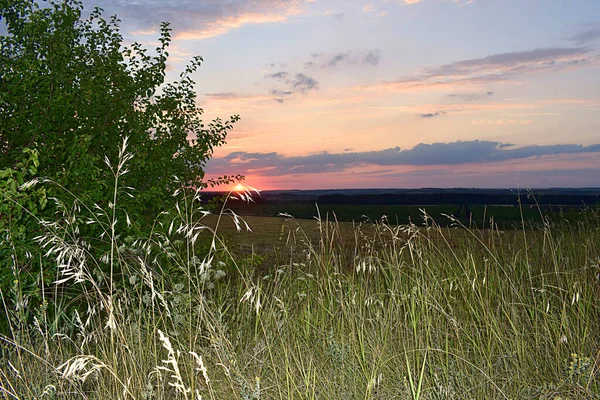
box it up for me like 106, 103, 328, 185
0, 0, 240, 217
0, 0, 241, 330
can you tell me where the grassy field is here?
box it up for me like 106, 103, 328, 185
1, 199, 599, 399
225, 202, 584, 228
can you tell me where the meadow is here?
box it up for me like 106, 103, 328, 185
2, 1, 598, 398
1, 186, 599, 399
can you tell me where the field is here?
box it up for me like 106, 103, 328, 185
224, 201, 585, 228
2, 197, 599, 399
3, 1, 600, 397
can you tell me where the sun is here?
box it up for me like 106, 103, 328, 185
233, 184, 244, 192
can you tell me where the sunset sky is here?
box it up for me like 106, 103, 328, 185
88, 0, 600, 190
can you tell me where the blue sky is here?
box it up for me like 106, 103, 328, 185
85, 0, 600, 189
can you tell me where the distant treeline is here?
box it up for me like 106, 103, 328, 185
315, 193, 600, 206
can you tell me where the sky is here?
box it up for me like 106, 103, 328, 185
84, 0, 600, 190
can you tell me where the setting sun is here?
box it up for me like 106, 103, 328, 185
233, 184, 244, 192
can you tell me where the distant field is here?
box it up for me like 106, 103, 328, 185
222, 201, 584, 228
202, 214, 361, 254
201, 212, 539, 263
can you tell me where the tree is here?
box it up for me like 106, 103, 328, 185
0, 0, 240, 216
0, 0, 241, 329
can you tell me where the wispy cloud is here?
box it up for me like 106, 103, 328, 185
266, 71, 290, 80
292, 73, 320, 92
91, 0, 310, 40
362, 3, 388, 17
304, 50, 381, 69
357, 47, 595, 92
266, 71, 319, 94
447, 91, 494, 101
367, 102, 540, 115
364, 50, 381, 65
206, 140, 600, 176
326, 53, 350, 68
420, 111, 446, 118
239, 156, 600, 190
205, 70, 321, 107
565, 22, 600, 45
271, 89, 294, 97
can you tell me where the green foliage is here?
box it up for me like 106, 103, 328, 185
0, 0, 240, 216
0, 148, 47, 331
0, 0, 243, 332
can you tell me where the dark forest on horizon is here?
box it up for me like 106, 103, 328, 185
201, 188, 600, 226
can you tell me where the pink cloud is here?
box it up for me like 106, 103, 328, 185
207, 152, 600, 190
95, 0, 311, 41
355, 47, 597, 93
175, 11, 298, 40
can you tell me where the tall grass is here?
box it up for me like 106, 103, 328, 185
1, 144, 599, 398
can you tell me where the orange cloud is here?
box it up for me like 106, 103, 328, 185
106, 0, 311, 41
362, 3, 388, 17
175, 11, 297, 40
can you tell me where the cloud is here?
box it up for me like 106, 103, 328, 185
292, 73, 319, 92
420, 112, 445, 118
265, 71, 319, 94
306, 50, 381, 69
362, 4, 388, 17
90, 0, 310, 40
206, 140, 600, 176
447, 91, 494, 101
271, 89, 293, 96
266, 71, 290, 80
270, 89, 293, 103
366, 101, 539, 116
327, 53, 350, 67
566, 22, 600, 45
357, 47, 595, 92
363, 50, 381, 65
